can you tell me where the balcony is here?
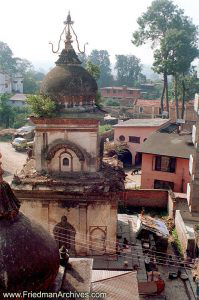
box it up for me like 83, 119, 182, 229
189, 154, 193, 175
194, 94, 199, 114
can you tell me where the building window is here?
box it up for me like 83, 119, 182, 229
113, 90, 117, 94
154, 180, 174, 190
106, 90, 110, 94
139, 107, 144, 113
154, 155, 176, 173
129, 136, 140, 144
63, 158, 69, 166
119, 135, 125, 142
5, 83, 8, 88
129, 90, 133, 94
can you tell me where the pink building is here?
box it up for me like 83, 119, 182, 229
140, 127, 194, 193
113, 119, 169, 166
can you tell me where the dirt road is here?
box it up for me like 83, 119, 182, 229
0, 142, 27, 183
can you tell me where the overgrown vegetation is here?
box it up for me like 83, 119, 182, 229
99, 124, 112, 134
172, 228, 183, 256
26, 95, 58, 117
0, 94, 31, 128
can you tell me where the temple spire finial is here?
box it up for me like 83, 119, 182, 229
63, 11, 74, 50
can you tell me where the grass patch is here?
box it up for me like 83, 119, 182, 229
172, 228, 183, 257
0, 134, 12, 142
99, 124, 112, 134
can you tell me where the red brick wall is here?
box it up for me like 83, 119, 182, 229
120, 189, 168, 208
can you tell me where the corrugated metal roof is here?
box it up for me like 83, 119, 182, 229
91, 272, 139, 300
92, 270, 132, 282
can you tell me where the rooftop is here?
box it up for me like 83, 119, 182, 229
100, 86, 141, 91
114, 118, 169, 128
10, 94, 27, 101
136, 99, 161, 107
141, 129, 194, 159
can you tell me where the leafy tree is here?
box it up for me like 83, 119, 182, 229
0, 42, 17, 74
115, 55, 143, 87
88, 50, 113, 87
85, 60, 100, 80
27, 95, 57, 117
0, 94, 14, 128
132, 0, 185, 115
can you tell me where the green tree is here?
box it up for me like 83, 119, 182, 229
85, 60, 100, 80
27, 95, 58, 117
115, 55, 143, 86
88, 50, 113, 87
0, 42, 17, 74
132, 0, 183, 115
0, 94, 14, 128
153, 21, 199, 118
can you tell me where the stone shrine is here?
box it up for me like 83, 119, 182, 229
12, 13, 125, 256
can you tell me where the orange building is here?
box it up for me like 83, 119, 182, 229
140, 124, 194, 193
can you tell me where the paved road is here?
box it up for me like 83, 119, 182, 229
0, 142, 27, 183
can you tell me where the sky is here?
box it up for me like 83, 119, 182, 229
0, 0, 199, 71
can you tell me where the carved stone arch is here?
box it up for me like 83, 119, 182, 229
89, 226, 107, 255
53, 216, 76, 255
46, 140, 85, 162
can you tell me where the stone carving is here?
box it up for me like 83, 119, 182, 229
46, 140, 85, 162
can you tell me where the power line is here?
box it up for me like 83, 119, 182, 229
54, 235, 193, 270
51, 223, 193, 262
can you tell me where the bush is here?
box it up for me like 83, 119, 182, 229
105, 99, 120, 106
26, 95, 58, 117
99, 124, 112, 134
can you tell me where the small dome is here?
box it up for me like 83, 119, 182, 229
40, 63, 98, 107
40, 13, 98, 110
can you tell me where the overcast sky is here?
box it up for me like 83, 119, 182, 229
0, 0, 198, 70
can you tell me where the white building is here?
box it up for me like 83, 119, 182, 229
0, 72, 23, 94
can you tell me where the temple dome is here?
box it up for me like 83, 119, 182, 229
40, 62, 98, 107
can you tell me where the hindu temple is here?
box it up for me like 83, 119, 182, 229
12, 13, 125, 256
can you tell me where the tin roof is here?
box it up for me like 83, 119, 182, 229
91, 271, 139, 300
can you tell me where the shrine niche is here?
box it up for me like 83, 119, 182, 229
45, 140, 90, 173
89, 226, 107, 255
53, 216, 76, 254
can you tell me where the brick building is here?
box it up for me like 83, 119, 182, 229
100, 86, 141, 106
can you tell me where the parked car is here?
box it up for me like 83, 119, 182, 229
11, 137, 33, 151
